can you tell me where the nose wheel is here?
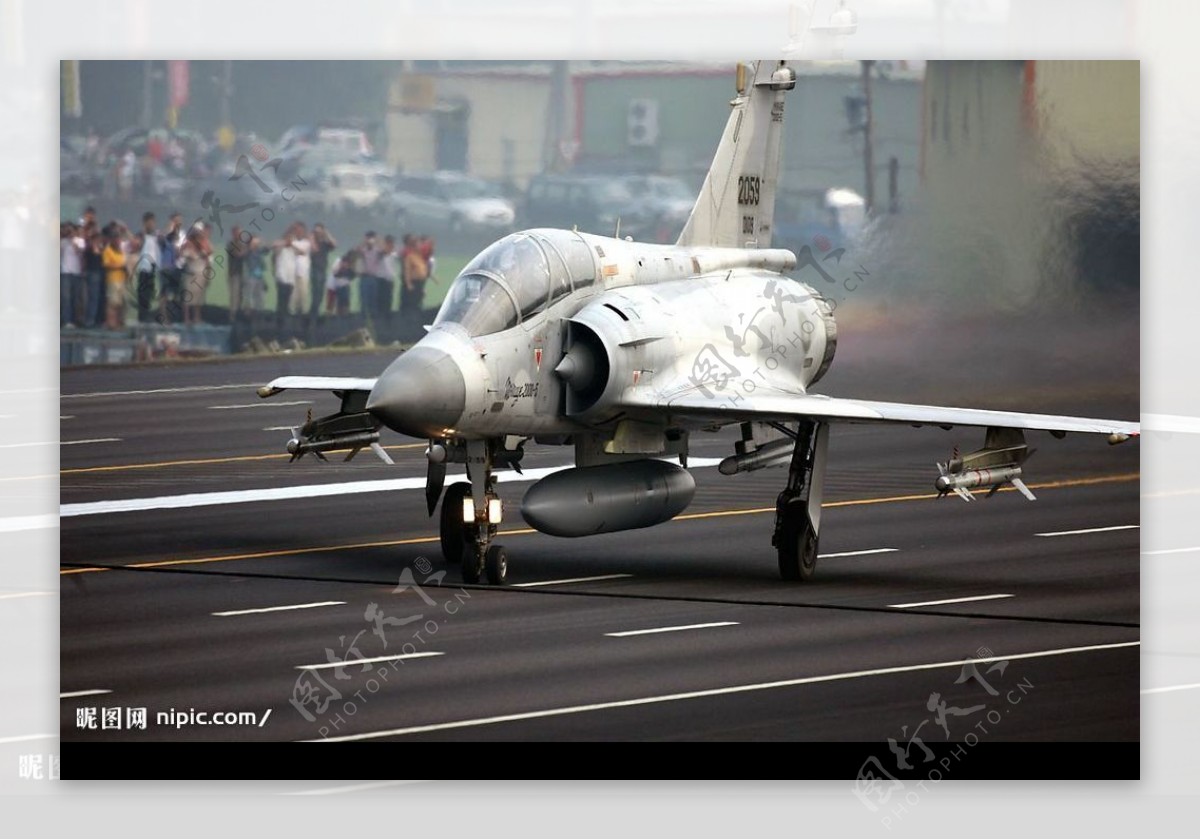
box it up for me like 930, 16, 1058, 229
444, 439, 510, 585
439, 483, 471, 563
460, 534, 507, 585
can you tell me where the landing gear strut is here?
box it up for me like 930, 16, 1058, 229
449, 439, 507, 585
772, 421, 829, 581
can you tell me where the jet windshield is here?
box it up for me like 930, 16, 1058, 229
433, 233, 554, 335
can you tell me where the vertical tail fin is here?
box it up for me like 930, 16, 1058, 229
676, 60, 796, 249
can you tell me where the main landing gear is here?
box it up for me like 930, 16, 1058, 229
772, 421, 830, 581
438, 440, 508, 585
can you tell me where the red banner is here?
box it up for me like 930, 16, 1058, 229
167, 60, 190, 109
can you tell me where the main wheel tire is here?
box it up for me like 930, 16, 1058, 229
440, 483, 471, 563
778, 504, 819, 582
461, 545, 483, 585
485, 544, 508, 586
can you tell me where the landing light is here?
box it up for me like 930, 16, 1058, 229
487, 498, 503, 525
462, 497, 475, 523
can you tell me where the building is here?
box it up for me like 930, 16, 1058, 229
383, 60, 924, 207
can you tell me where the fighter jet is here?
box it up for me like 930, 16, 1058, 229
257, 60, 1139, 585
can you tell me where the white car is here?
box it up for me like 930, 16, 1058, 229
320, 164, 385, 214
385, 172, 516, 235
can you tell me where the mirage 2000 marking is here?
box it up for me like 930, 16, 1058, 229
257, 60, 1139, 585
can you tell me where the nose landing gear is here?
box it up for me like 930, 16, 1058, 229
439, 439, 509, 585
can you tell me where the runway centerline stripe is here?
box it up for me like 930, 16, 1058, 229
59, 469, 563, 517
60, 689, 111, 699
297, 652, 443, 671
1142, 682, 1200, 695
512, 574, 633, 588
1036, 525, 1140, 537
819, 548, 898, 559
308, 641, 1141, 742
59, 443, 428, 476
207, 401, 312, 410
605, 621, 739, 637
889, 593, 1014, 609
213, 600, 347, 617
59, 459, 725, 518
62, 382, 261, 399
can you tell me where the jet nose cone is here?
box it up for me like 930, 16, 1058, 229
367, 347, 466, 438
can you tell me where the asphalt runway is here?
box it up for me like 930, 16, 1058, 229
58, 347, 1140, 745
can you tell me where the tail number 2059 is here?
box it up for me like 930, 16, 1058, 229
737, 175, 761, 206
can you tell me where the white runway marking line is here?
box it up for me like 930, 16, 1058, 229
63, 382, 261, 399
59, 415, 74, 420
214, 600, 347, 617
1142, 682, 1200, 695
307, 641, 1140, 742
0, 590, 54, 601
297, 651, 443, 671
889, 593, 1014, 609
819, 547, 897, 559
1035, 525, 1140, 537
207, 400, 312, 410
1142, 546, 1200, 556
605, 621, 739, 638
262, 425, 296, 432
57, 458, 725, 519
60, 689, 112, 699
513, 574, 633, 588
0, 438, 122, 449
0, 515, 58, 533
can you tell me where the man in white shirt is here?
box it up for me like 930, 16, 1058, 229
134, 212, 161, 323
60, 221, 85, 327
291, 222, 312, 316
273, 228, 297, 327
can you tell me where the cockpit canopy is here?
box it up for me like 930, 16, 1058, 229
433, 230, 596, 336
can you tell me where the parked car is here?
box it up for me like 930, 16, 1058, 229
523, 174, 649, 240
382, 172, 516, 235
279, 124, 374, 159
319, 164, 386, 214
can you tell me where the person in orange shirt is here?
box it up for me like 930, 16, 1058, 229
101, 230, 127, 329
400, 234, 429, 323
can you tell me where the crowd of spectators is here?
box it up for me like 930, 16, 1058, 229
60, 207, 437, 331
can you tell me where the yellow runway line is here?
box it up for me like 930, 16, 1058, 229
59, 472, 1138, 577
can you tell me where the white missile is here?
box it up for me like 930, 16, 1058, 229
935, 465, 1035, 501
